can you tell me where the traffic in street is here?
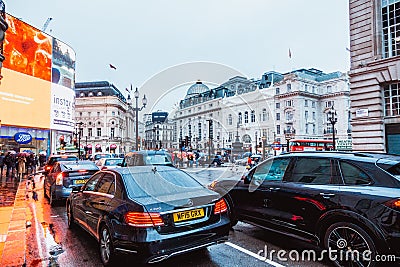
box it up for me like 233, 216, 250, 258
23, 166, 334, 267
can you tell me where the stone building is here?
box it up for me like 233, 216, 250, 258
349, 0, 400, 154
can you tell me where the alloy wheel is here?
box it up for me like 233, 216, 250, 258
99, 226, 114, 265
325, 223, 376, 267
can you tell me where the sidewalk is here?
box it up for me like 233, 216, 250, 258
0, 174, 28, 267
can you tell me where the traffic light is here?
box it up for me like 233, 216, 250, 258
0, 14, 8, 69
185, 136, 189, 147
208, 120, 213, 140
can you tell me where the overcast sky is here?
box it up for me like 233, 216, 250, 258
5, 0, 350, 112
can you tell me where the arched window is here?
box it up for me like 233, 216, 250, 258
228, 114, 233, 125
244, 111, 249, 123
251, 110, 255, 123
238, 112, 242, 124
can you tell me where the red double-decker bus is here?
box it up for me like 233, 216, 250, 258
289, 139, 333, 152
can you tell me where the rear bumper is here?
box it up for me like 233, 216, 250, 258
113, 217, 230, 263
53, 186, 72, 200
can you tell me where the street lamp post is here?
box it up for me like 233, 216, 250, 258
133, 87, 147, 151
76, 122, 84, 159
261, 136, 266, 160
328, 105, 337, 150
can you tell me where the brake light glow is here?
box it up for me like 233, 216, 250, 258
56, 173, 64, 185
124, 212, 164, 227
214, 199, 228, 214
45, 166, 51, 171
385, 199, 400, 210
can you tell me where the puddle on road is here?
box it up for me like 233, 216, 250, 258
41, 221, 64, 265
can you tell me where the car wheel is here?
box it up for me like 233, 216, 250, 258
324, 222, 377, 267
99, 225, 116, 266
66, 202, 75, 229
224, 197, 238, 227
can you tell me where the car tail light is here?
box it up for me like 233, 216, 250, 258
45, 166, 51, 171
385, 199, 400, 211
124, 211, 164, 227
55, 172, 69, 185
214, 199, 228, 214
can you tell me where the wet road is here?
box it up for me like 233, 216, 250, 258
24, 170, 333, 267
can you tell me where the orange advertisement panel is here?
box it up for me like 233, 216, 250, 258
3, 14, 52, 81
0, 68, 51, 128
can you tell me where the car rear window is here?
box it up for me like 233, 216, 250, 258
105, 159, 123, 166
123, 169, 203, 198
61, 162, 99, 171
377, 159, 400, 180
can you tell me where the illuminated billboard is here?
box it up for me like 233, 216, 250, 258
0, 14, 76, 131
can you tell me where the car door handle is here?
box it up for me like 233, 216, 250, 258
320, 192, 335, 199
85, 211, 93, 215
269, 187, 280, 192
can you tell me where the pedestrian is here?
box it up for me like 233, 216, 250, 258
0, 152, 4, 177
4, 152, 13, 178
187, 152, 194, 168
194, 150, 200, 167
247, 156, 252, 168
17, 155, 26, 179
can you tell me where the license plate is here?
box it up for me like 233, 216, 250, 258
173, 208, 204, 222
74, 179, 87, 185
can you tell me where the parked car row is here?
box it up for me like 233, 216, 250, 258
41, 150, 400, 266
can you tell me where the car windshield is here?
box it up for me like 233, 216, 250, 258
123, 169, 204, 198
105, 158, 123, 166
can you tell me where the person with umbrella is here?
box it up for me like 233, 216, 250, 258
17, 154, 26, 179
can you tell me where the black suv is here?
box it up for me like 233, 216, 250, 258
210, 152, 400, 267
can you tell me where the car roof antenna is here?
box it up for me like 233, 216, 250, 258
152, 166, 157, 173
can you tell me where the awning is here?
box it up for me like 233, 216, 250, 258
95, 144, 101, 148
110, 144, 117, 149
87, 144, 92, 148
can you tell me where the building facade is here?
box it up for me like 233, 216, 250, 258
349, 0, 400, 155
173, 68, 351, 156
74, 81, 140, 156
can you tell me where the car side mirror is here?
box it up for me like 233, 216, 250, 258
117, 163, 122, 166
243, 174, 251, 184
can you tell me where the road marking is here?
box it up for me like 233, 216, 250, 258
225, 242, 285, 267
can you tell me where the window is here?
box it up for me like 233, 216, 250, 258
286, 111, 293, 121
228, 114, 233, 125
285, 100, 293, 107
384, 83, 400, 116
276, 113, 280, 121
276, 102, 280, 109
251, 110, 256, 123
83, 173, 103, 192
339, 161, 372, 185
312, 111, 316, 120
326, 101, 334, 108
244, 111, 249, 123
287, 157, 332, 184
96, 174, 115, 195
112, 111, 115, 115
312, 101, 316, 108
97, 128, 101, 137
287, 84, 292, 92
327, 85, 332, 93
88, 128, 92, 137
276, 88, 280, 94
305, 110, 309, 120
110, 128, 115, 138
305, 84, 309, 92
238, 112, 242, 124
304, 99, 308, 107
252, 158, 291, 184
382, 0, 400, 58
262, 108, 267, 121
97, 112, 101, 116
277, 125, 281, 134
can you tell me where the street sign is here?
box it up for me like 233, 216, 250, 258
271, 142, 281, 150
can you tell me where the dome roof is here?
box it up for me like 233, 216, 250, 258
185, 81, 209, 99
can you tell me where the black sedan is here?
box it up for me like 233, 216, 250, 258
44, 160, 99, 206
210, 152, 400, 267
66, 166, 230, 265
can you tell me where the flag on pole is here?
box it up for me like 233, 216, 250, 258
288, 48, 292, 59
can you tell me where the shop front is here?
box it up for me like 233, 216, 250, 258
0, 126, 50, 155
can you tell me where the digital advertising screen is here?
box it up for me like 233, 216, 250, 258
0, 14, 76, 132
